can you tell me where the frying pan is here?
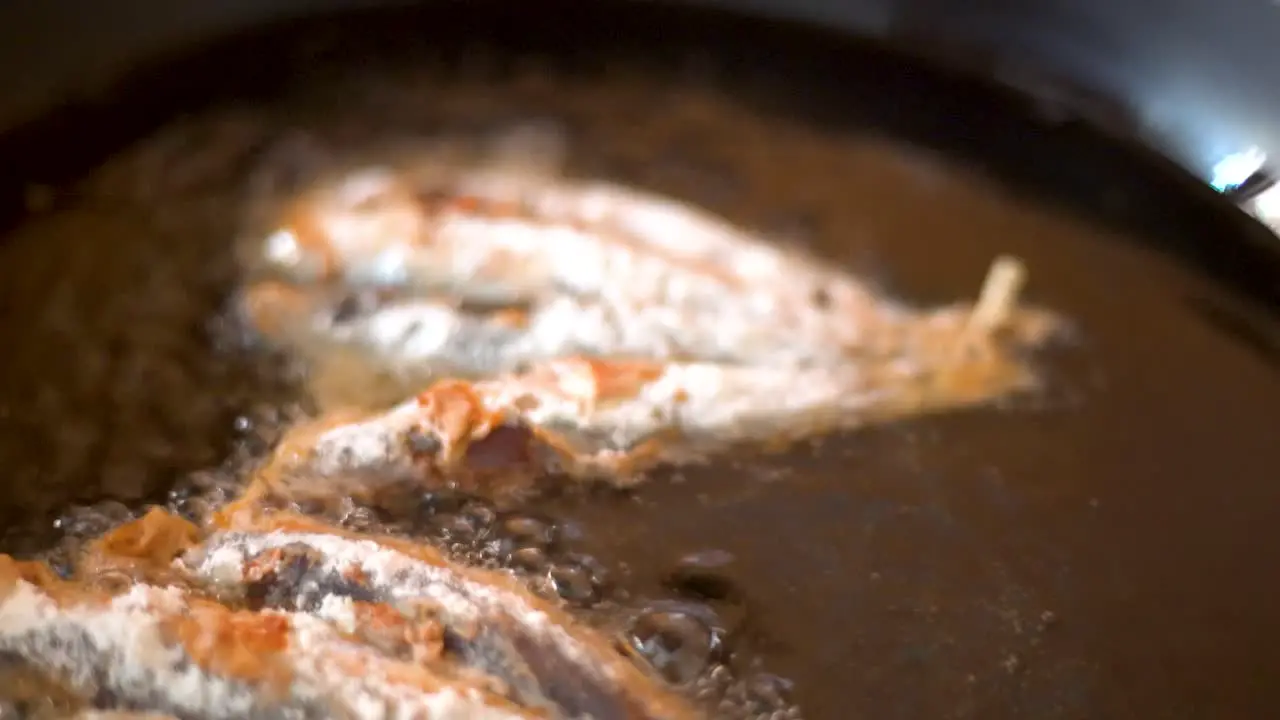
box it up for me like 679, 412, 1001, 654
0, 1, 1277, 719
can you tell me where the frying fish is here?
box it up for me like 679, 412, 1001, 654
242, 128, 1029, 370
234, 128, 1063, 494
0, 509, 697, 720
0, 128, 1069, 719
232, 331, 1054, 508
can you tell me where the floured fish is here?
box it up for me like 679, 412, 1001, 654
240, 127, 1059, 371
233, 126, 1064, 495
0, 509, 697, 720
229, 330, 1058, 507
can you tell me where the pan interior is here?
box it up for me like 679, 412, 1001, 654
0, 4, 1277, 719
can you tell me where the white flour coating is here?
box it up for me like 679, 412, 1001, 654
0, 582, 264, 719
312, 593, 359, 634
282, 607, 527, 720
191, 530, 485, 623
251, 147, 935, 372
287, 358, 898, 482
286, 165, 874, 310
483, 361, 895, 448
300, 402, 435, 478
311, 293, 843, 372
188, 530, 619, 686
0, 579, 532, 720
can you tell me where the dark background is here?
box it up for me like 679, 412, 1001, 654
3, 0, 1280, 181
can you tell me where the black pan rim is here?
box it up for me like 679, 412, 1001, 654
0, 0, 1275, 322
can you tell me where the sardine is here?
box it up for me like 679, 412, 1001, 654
238, 130, 1062, 389
243, 148, 962, 368
0, 509, 698, 720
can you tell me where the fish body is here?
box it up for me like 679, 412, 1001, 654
236, 130, 1062, 493
251, 160, 916, 367
0, 509, 698, 720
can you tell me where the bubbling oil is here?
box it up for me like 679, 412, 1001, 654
0, 60, 882, 719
